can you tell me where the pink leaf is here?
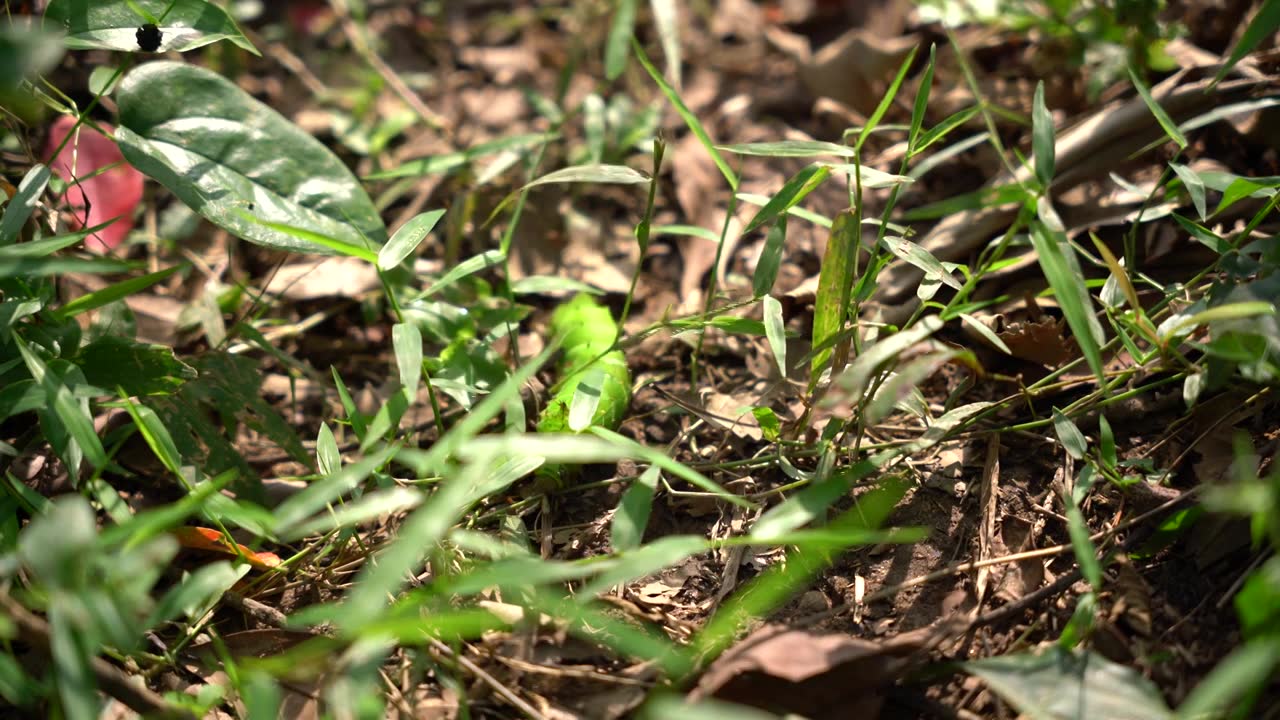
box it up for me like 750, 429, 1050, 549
44, 115, 144, 252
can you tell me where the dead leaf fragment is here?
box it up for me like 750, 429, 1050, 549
691, 619, 962, 718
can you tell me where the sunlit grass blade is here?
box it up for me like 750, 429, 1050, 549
633, 38, 737, 190
1127, 61, 1188, 149
743, 165, 830, 235
605, 0, 637, 80
810, 210, 856, 383
53, 264, 184, 320
1029, 220, 1107, 386
1032, 80, 1055, 189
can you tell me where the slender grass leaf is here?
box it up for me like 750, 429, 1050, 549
1032, 81, 1055, 188
0, 257, 133, 277
753, 217, 786, 298
122, 399, 181, 476
649, 0, 681, 89
633, 38, 737, 189
1067, 465, 1102, 591
43, 0, 258, 54
910, 106, 981, 157
1169, 162, 1207, 221
612, 464, 659, 553
880, 236, 962, 290
282, 487, 423, 542
583, 94, 606, 164
116, 61, 386, 253
811, 210, 856, 380
762, 295, 787, 375
1127, 62, 1187, 149
53, 264, 182, 320
1029, 221, 1106, 384
744, 165, 830, 235
419, 249, 505, 299
590, 427, 752, 508
1052, 408, 1087, 460
855, 45, 918, 153
605, 0, 637, 80
273, 446, 397, 533
736, 194, 833, 228
1214, 0, 1280, 82
14, 335, 106, 470
365, 133, 552, 180
316, 422, 340, 477
392, 322, 423, 398
525, 163, 650, 188
959, 313, 1012, 354
0, 164, 49, 246
719, 140, 854, 158
819, 163, 914, 189
378, 209, 444, 271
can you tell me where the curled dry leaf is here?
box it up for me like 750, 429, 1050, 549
44, 115, 145, 252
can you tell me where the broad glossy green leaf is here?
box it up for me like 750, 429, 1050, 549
967, 647, 1172, 720
115, 61, 386, 254
43, 0, 257, 55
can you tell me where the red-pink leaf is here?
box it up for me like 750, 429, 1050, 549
44, 115, 144, 252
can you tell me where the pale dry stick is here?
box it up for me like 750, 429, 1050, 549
428, 638, 550, 720
330, 0, 450, 134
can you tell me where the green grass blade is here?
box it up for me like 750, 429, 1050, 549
810, 210, 856, 381
1028, 220, 1107, 385
633, 38, 737, 189
1127, 62, 1187, 149
1032, 80, 1055, 189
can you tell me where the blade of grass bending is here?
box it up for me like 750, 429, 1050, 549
1028, 221, 1107, 386
588, 426, 753, 509
633, 38, 737, 190
1214, 0, 1280, 82
1127, 62, 1187, 149
855, 45, 918, 154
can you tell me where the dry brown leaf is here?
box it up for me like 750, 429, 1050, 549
998, 316, 1076, 367
690, 619, 964, 718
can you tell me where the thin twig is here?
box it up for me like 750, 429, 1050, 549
428, 639, 549, 720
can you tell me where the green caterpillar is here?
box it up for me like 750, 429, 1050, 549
536, 294, 632, 478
